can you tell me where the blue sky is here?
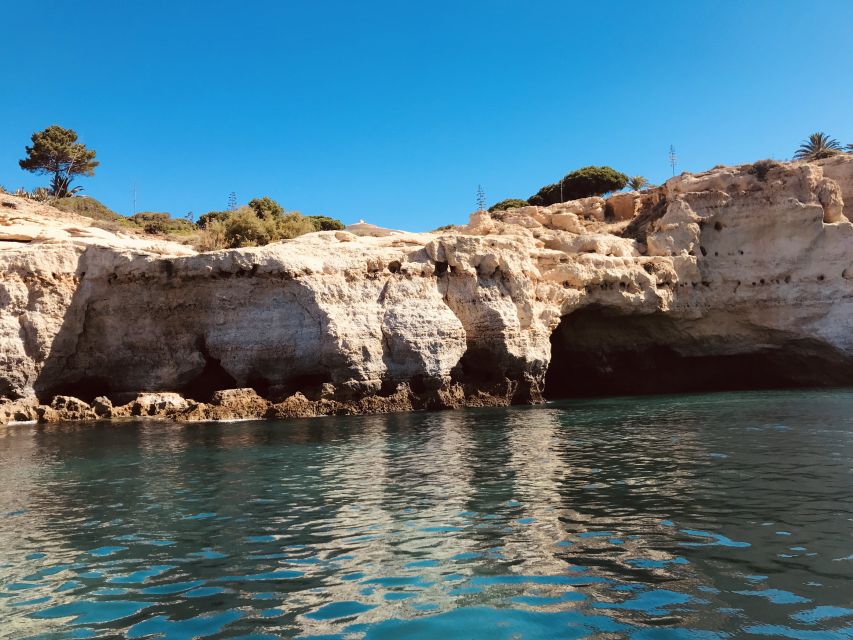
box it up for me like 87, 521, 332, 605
1, 1, 851, 231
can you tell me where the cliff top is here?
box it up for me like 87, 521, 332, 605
2, 155, 851, 261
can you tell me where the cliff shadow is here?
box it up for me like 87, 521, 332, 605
32, 251, 108, 403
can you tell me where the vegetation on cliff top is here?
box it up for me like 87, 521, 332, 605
528, 166, 629, 207
8, 126, 853, 239
19, 126, 98, 198
794, 132, 844, 161
196, 198, 344, 250
8, 126, 345, 249
488, 199, 530, 212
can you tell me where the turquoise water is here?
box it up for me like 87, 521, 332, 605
1, 390, 852, 639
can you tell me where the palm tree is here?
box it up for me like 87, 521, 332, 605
793, 132, 842, 161
627, 175, 650, 191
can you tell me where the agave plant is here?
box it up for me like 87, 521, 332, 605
30, 187, 52, 202
793, 132, 842, 161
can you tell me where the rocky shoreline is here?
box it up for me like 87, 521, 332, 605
1, 382, 525, 425
2, 155, 852, 425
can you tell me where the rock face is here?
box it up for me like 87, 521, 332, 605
2, 155, 852, 424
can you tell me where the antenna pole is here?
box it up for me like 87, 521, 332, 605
669, 145, 678, 176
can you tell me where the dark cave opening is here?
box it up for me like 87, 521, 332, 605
183, 340, 238, 402
280, 372, 333, 400
36, 376, 113, 404
544, 306, 853, 399
452, 345, 505, 386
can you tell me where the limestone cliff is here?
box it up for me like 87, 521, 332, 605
2, 155, 852, 424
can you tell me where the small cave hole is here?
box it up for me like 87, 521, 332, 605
284, 372, 333, 400
36, 376, 112, 404
452, 346, 504, 386
409, 374, 428, 394
378, 379, 399, 397
388, 260, 402, 274
246, 373, 272, 399
183, 338, 238, 402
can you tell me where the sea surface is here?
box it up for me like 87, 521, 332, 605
0, 390, 851, 639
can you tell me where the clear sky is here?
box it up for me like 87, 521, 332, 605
1, 1, 851, 231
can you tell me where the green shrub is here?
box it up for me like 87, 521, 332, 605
196, 200, 345, 249
277, 213, 318, 239
51, 195, 125, 222
248, 196, 284, 220
129, 212, 196, 235
195, 219, 227, 251
222, 208, 273, 247
528, 166, 628, 206
748, 159, 781, 181
488, 198, 529, 212
307, 215, 345, 231
197, 209, 231, 228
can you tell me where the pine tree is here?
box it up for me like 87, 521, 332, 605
19, 126, 98, 197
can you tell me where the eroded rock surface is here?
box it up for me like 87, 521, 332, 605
2, 156, 852, 424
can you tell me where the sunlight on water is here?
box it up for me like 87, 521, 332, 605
0, 389, 851, 638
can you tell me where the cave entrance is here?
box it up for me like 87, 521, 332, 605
544, 306, 852, 399
183, 338, 238, 402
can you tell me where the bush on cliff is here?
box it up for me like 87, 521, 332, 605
195, 197, 344, 250
130, 212, 196, 235
222, 208, 276, 247
248, 196, 284, 220
307, 215, 345, 231
51, 195, 127, 223
489, 198, 529, 212
748, 159, 781, 181
528, 166, 628, 206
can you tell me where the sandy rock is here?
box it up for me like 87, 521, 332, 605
549, 212, 584, 233
0, 397, 39, 424
37, 396, 98, 422
209, 388, 269, 419
128, 392, 191, 417
92, 396, 113, 417
268, 392, 319, 419
606, 192, 640, 221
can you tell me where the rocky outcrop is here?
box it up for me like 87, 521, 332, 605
2, 155, 852, 424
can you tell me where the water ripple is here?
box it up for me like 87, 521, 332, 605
0, 389, 851, 638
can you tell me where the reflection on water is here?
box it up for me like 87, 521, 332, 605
0, 390, 851, 639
